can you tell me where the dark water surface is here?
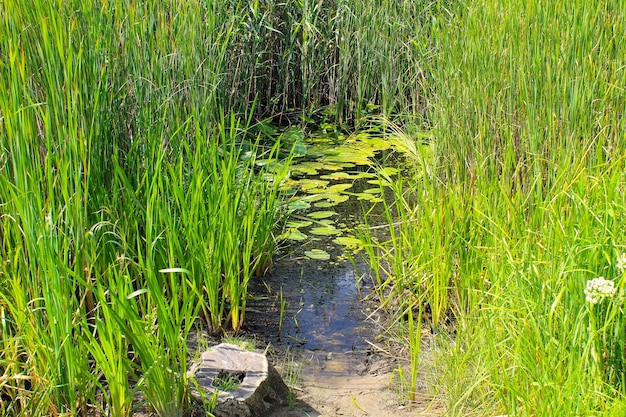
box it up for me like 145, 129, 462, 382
246, 252, 379, 379
247, 252, 374, 350
245, 132, 399, 376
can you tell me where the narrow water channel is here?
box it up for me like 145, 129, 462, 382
245, 131, 398, 379
246, 251, 376, 375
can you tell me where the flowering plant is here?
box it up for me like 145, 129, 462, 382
584, 276, 617, 305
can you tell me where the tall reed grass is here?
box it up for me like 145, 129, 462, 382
358, 0, 626, 415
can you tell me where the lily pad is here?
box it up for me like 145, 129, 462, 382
304, 249, 331, 260
322, 150, 372, 166
319, 172, 353, 181
283, 229, 308, 241
307, 211, 336, 220
310, 226, 342, 236
367, 179, 392, 187
333, 162, 356, 169
279, 179, 301, 192
303, 194, 327, 202
290, 165, 320, 176
355, 193, 375, 201
332, 236, 364, 248
320, 171, 376, 181
326, 183, 354, 193
306, 187, 328, 194
285, 220, 313, 228
287, 200, 311, 210
313, 194, 350, 208
320, 193, 349, 204
362, 136, 393, 150
291, 161, 343, 176
298, 179, 330, 191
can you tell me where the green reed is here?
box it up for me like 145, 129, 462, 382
354, 0, 626, 414
0, 1, 297, 415
428, 0, 626, 412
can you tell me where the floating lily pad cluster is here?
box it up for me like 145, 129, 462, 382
276, 132, 400, 260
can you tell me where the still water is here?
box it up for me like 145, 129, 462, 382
245, 131, 399, 373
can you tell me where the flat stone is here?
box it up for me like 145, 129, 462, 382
189, 343, 290, 417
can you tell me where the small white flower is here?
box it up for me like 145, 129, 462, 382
617, 253, 626, 272
584, 276, 617, 304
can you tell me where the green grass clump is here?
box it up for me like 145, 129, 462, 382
356, 0, 626, 415
0, 1, 292, 415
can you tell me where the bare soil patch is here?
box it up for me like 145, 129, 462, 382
268, 345, 442, 417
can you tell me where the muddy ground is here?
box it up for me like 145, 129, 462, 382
244, 253, 443, 417
267, 345, 443, 417
183, 316, 443, 417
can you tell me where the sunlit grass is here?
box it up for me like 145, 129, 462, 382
356, 0, 626, 414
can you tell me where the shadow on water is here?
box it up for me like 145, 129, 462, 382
246, 251, 379, 377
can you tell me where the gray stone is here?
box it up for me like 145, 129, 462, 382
189, 343, 290, 417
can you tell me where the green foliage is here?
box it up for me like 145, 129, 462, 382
355, 0, 626, 414
0, 1, 293, 415
8, 0, 623, 415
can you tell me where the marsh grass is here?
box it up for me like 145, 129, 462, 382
355, 0, 626, 414
274, 347, 302, 409
426, 1, 626, 412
